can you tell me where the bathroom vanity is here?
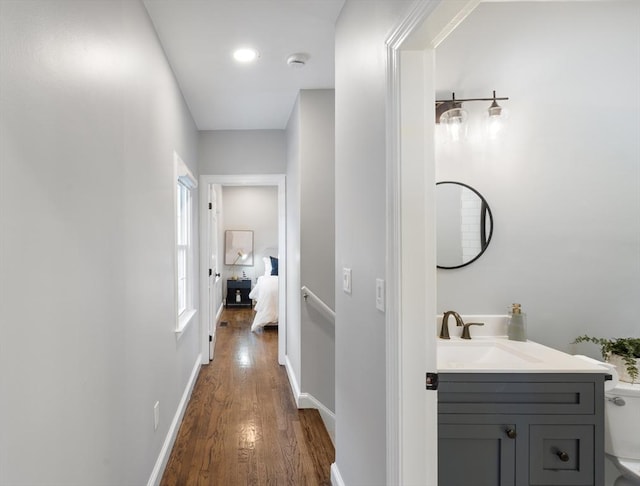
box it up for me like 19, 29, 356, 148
437, 334, 609, 486
438, 372, 605, 486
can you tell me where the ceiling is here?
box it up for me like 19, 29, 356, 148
143, 1, 345, 131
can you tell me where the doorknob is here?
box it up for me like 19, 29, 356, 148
215, 272, 221, 277
505, 428, 517, 439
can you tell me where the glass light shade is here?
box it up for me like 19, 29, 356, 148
486, 103, 505, 140
440, 107, 468, 142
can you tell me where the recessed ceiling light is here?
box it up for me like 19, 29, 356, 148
233, 48, 259, 63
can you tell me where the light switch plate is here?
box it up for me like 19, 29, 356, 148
343, 268, 352, 294
154, 401, 160, 430
376, 278, 385, 312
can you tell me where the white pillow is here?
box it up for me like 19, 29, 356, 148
263, 257, 272, 277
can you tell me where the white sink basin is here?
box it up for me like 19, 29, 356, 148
438, 338, 543, 370
434, 315, 614, 374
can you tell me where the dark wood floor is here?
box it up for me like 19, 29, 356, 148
161, 308, 335, 485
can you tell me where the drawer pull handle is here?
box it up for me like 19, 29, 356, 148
505, 428, 517, 439
557, 451, 570, 462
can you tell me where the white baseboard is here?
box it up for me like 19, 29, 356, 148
284, 355, 302, 402
284, 355, 335, 444
208, 303, 224, 362
147, 353, 202, 486
331, 463, 345, 486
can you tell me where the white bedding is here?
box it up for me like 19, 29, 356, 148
249, 275, 278, 331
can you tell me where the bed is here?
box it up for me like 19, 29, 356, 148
249, 257, 279, 332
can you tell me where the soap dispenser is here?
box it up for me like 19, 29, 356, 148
507, 303, 527, 342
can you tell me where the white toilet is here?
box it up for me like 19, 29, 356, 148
605, 380, 640, 485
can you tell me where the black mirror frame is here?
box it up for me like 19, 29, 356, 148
436, 181, 494, 270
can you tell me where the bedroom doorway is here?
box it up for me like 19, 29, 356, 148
199, 174, 287, 366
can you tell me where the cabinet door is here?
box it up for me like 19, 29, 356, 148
439, 423, 516, 486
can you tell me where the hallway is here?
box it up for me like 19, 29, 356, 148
161, 309, 334, 485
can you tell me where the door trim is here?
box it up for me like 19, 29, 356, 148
385, 1, 480, 483
199, 174, 286, 365
207, 183, 219, 361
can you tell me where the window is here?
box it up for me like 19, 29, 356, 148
174, 152, 197, 333
176, 180, 190, 315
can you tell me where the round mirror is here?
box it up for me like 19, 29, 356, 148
436, 181, 493, 269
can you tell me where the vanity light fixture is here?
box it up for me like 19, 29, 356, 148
436, 90, 509, 141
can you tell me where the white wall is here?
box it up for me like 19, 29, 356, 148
284, 90, 336, 430
0, 1, 200, 484
299, 90, 336, 414
334, 2, 412, 484
199, 130, 286, 175
435, 2, 640, 355
286, 97, 303, 387
221, 185, 278, 283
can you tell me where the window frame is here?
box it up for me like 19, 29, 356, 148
174, 151, 198, 336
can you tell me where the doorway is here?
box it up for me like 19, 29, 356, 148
385, 1, 481, 483
199, 174, 286, 365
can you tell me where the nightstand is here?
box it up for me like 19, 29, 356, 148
226, 279, 252, 308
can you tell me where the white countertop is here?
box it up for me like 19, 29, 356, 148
437, 335, 612, 374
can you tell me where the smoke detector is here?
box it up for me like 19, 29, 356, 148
286, 53, 309, 68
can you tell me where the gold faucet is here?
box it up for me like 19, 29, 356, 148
440, 311, 463, 339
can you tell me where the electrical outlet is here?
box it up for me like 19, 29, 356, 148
343, 268, 352, 294
376, 278, 385, 312
154, 401, 160, 431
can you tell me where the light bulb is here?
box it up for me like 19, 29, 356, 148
487, 114, 503, 140
441, 107, 468, 142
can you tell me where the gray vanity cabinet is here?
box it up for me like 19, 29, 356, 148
438, 373, 605, 486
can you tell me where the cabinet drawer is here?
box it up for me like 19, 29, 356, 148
529, 424, 594, 485
439, 381, 594, 415
227, 279, 251, 289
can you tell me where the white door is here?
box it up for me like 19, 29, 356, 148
208, 184, 222, 360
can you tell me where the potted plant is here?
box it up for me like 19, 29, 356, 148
573, 335, 640, 384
